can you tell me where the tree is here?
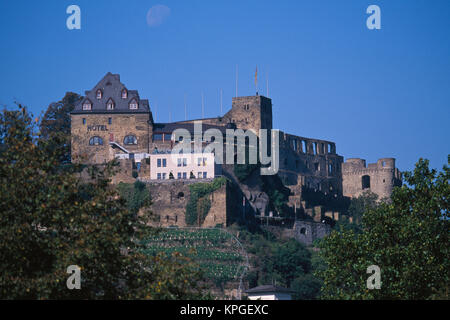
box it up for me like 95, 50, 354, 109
317, 157, 449, 299
346, 191, 379, 224
0, 105, 206, 299
39, 92, 81, 164
291, 274, 322, 300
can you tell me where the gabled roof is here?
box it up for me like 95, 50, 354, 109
244, 285, 294, 294
71, 72, 151, 114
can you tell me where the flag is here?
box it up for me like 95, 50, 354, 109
255, 66, 258, 88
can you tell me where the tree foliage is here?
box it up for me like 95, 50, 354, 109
185, 177, 226, 226
0, 105, 206, 299
116, 180, 151, 216
238, 228, 321, 299
39, 92, 81, 164
317, 158, 449, 299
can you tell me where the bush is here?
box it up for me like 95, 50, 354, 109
185, 177, 226, 225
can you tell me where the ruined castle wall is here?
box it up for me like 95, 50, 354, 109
293, 220, 331, 246
342, 158, 402, 199
202, 184, 228, 227
145, 180, 229, 228
277, 131, 343, 196
146, 181, 191, 227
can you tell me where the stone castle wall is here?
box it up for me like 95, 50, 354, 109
342, 158, 402, 199
144, 180, 230, 228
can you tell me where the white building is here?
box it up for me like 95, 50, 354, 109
149, 151, 220, 180
245, 285, 293, 300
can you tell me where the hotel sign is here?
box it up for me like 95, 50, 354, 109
87, 125, 108, 132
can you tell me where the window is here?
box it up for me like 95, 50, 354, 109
123, 135, 137, 145
177, 158, 182, 167
244, 104, 250, 110
106, 98, 115, 110
203, 158, 207, 166
89, 136, 103, 146
129, 98, 138, 110
197, 158, 202, 166
183, 172, 187, 179
121, 89, 128, 99
362, 175, 371, 189
157, 159, 161, 167
314, 163, 319, 171
82, 100, 92, 111
182, 158, 187, 167
96, 89, 102, 99
162, 159, 166, 167
198, 172, 202, 178
82, 118, 86, 125
203, 172, 207, 179
163, 133, 171, 141
157, 173, 161, 179
108, 117, 112, 125
153, 133, 163, 141
292, 139, 298, 151
177, 172, 181, 179
162, 173, 166, 180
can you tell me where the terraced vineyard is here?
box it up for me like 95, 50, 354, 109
140, 228, 249, 286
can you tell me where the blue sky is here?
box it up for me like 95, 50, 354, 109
0, 0, 449, 172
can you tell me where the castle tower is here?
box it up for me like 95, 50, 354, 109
222, 95, 272, 134
342, 157, 402, 199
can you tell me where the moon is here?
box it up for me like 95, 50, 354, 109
146, 5, 171, 27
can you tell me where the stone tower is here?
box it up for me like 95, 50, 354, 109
222, 95, 273, 133
342, 157, 402, 199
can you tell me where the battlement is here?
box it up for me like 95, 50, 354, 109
343, 158, 395, 172
342, 157, 401, 199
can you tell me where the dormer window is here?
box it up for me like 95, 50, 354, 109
129, 98, 138, 110
82, 99, 92, 111
96, 89, 102, 99
106, 98, 115, 110
121, 89, 128, 99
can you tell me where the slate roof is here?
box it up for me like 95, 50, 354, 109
152, 121, 228, 135
71, 72, 150, 114
244, 285, 294, 294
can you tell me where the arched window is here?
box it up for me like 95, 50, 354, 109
362, 175, 371, 189
106, 98, 115, 110
96, 89, 102, 99
82, 99, 92, 111
123, 135, 137, 145
89, 136, 103, 146
121, 89, 128, 99
129, 98, 138, 110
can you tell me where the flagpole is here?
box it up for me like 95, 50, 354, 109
220, 88, 223, 115
201, 92, 204, 119
235, 64, 238, 97
255, 66, 258, 95
184, 94, 187, 120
